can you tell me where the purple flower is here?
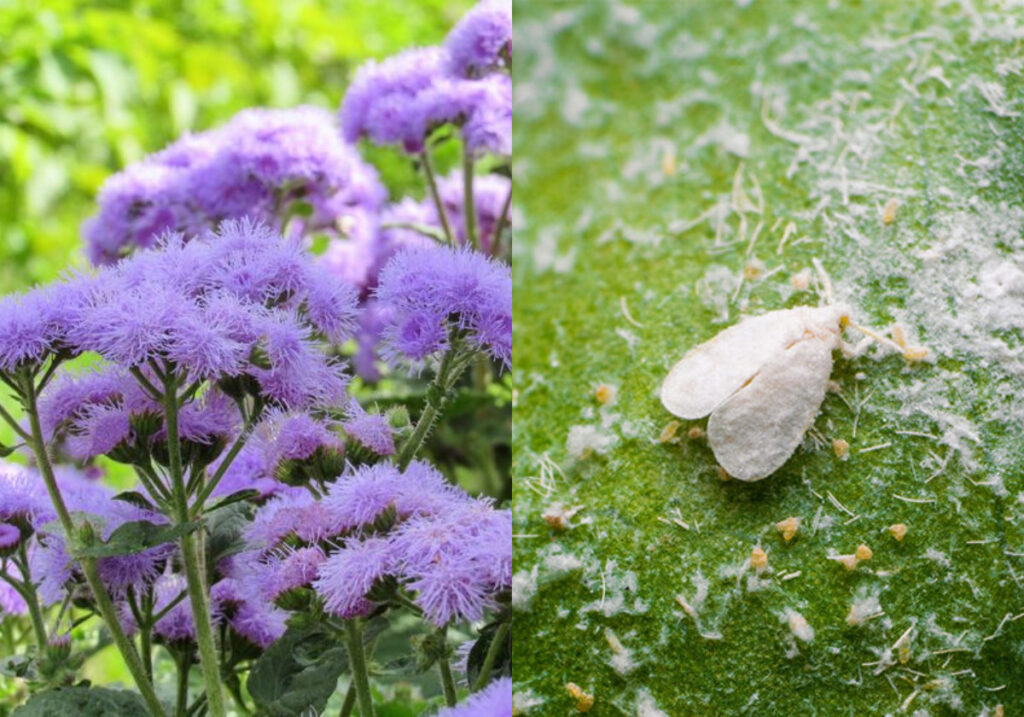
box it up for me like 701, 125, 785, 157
253, 311, 349, 409
341, 402, 395, 455
436, 677, 513, 717
0, 561, 27, 615
244, 545, 326, 601
0, 522, 20, 550
252, 409, 342, 469
63, 221, 353, 411
0, 465, 50, 525
151, 572, 194, 642
0, 279, 90, 372
312, 536, 394, 618
376, 246, 511, 366
84, 107, 385, 264
245, 491, 337, 550
445, 0, 511, 77
406, 556, 490, 625
321, 463, 404, 532
211, 577, 288, 647
341, 47, 449, 153
461, 73, 511, 156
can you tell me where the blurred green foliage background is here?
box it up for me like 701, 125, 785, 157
0, 0, 471, 290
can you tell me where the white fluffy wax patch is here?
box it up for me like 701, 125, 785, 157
660, 305, 848, 481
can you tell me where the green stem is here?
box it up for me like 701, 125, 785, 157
436, 627, 457, 707
175, 650, 190, 717
462, 149, 478, 250
192, 421, 255, 511
162, 372, 226, 717
470, 621, 510, 692
0, 401, 30, 442
19, 372, 168, 717
15, 544, 48, 651
343, 620, 374, 717
396, 347, 474, 471
421, 150, 455, 245
490, 183, 512, 258
338, 684, 356, 717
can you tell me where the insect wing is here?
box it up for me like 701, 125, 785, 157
660, 309, 809, 420
706, 334, 834, 481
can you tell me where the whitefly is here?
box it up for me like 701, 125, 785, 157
660, 304, 852, 481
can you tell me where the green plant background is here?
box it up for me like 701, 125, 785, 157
0, 0, 471, 710
512, 1, 1024, 714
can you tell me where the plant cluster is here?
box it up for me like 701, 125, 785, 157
0, 1, 512, 715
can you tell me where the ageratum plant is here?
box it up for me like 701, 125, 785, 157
0, 1, 512, 716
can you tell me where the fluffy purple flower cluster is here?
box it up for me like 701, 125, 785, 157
84, 106, 386, 264
36, 220, 353, 412
445, 0, 512, 77
313, 462, 511, 625
228, 462, 510, 627
40, 367, 238, 461
436, 677, 513, 717
376, 245, 511, 366
340, 0, 511, 156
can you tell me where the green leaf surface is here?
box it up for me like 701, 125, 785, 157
512, 0, 1024, 714
247, 625, 350, 717
11, 685, 148, 717
76, 520, 197, 558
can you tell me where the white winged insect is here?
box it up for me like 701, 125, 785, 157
660, 304, 852, 481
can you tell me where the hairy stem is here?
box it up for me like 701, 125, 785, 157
338, 684, 356, 717
437, 627, 457, 707
192, 418, 256, 511
20, 372, 167, 717
163, 372, 226, 717
420, 150, 455, 245
175, 650, 190, 717
343, 620, 375, 717
462, 149, 478, 250
470, 621, 510, 692
490, 183, 512, 259
16, 544, 48, 651
397, 346, 478, 470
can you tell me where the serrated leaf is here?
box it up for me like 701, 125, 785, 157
206, 488, 259, 513
76, 520, 197, 558
111, 490, 158, 513
247, 626, 349, 717
12, 685, 148, 717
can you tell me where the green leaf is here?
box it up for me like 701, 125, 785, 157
111, 490, 158, 513
205, 501, 253, 565
206, 488, 260, 513
75, 520, 197, 558
466, 621, 510, 689
12, 685, 148, 717
247, 625, 349, 717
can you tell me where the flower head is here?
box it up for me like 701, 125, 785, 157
376, 246, 511, 366
341, 402, 395, 456
445, 0, 512, 77
436, 677, 513, 717
84, 107, 384, 264
312, 536, 394, 618
340, 47, 449, 153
